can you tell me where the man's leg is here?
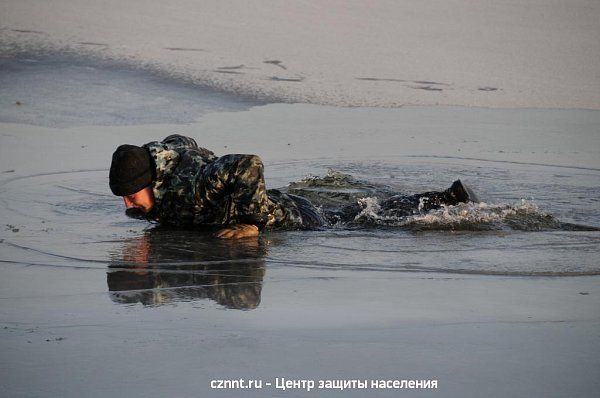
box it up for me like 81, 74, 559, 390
380, 180, 478, 216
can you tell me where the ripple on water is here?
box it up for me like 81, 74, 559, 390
0, 158, 599, 277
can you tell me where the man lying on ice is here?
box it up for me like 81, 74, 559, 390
109, 134, 478, 239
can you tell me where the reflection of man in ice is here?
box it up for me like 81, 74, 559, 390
109, 134, 478, 238
107, 230, 266, 309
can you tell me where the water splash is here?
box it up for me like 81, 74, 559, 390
292, 170, 358, 188
287, 170, 599, 232
353, 198, 567, 231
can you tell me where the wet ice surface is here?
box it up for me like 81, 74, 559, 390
0, 57, 263, 127
2, 144, 600, 398
2, 160, 599, 277
1, 59, 599, 397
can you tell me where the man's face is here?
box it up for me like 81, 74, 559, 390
123, 186, 155, 214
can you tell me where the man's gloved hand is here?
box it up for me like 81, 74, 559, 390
125, 207, 148, 220
214, 224, 259, 239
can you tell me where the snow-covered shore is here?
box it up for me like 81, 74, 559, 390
2, 0, 599, 109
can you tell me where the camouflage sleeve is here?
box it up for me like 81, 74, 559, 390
199, 154, 271, 227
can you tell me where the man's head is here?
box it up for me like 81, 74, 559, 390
122, 186, 155, 214
109, 144, 155, 213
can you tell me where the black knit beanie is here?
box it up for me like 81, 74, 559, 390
109, 145, 153, 196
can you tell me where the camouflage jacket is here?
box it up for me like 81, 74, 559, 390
142, 134, 326, 230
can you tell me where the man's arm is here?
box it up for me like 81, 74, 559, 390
198, 154, 272, 237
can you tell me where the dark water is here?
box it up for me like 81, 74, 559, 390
1, 155, 599, 312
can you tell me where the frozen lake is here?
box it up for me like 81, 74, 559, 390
1, 58, 599, 397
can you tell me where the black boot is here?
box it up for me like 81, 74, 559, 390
446, 179, 479, 204
381, 180, 480, 216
